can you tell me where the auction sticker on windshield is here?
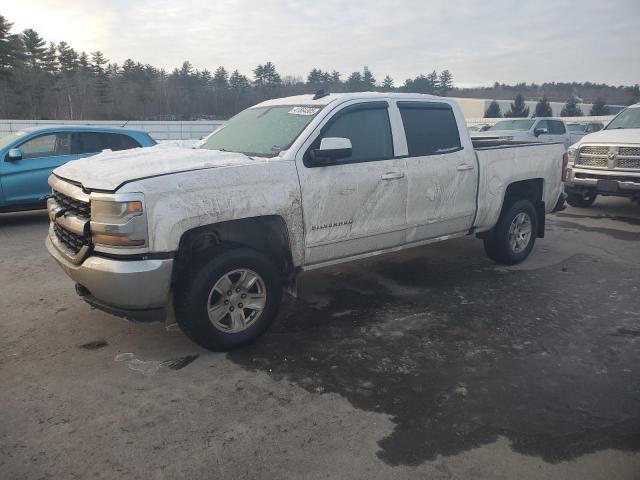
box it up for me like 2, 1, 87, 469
288, 106, 320, 116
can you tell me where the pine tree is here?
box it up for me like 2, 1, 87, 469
330, 70, 341, 84
91, 51, 111, 109
505, 94, 530, 118
362, 66, 376, 89
560, 96, 583, 117
437, 70, 453, 96
533, 96, 552, 117
346, 71, 363, 91
57, 41, 79, 73
229, 70, 249, 89
484, 100, 502, 118
589, 97, 609, 116
426, 70, 438, 91
254, 62, 280, 87
307, 68, 323, 86
0, 15, 17, 74
179, 60, 193, 77
212, 66, 228, 89
79, 51, 92, 72
20, 29, 47, 69
41, 42, 58, 74
382, 75, 394, 91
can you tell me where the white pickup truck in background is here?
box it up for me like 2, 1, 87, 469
46, 93, 566, 351
565, 103, 640, 207
472, 117, 572, 149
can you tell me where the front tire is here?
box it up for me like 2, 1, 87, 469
566, 191, 597, 208
174, 248, 283, 351
484, 199, 538, 265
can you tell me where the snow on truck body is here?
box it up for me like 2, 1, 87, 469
46, 92, 566, 350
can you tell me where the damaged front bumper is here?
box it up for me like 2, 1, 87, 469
46, 228, 173, 322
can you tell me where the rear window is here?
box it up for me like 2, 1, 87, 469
398, 102, 461, 156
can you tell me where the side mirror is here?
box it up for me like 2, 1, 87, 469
310, 137, 352, 165
7, 148, 23, 161
534, 128, 548, 137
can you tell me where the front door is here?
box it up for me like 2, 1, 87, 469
297, 102, 408, 265
0, 132, 76, 207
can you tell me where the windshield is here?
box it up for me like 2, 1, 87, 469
488, 120, 535, 131
0, 131, 27, 150
568, 123, 586, 133
200, 105, 322, 156
606, 107, 640, 130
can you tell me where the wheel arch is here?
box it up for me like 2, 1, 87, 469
172, 215, 298, 292
478, 178, 546, 239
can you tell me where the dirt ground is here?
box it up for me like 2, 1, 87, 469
1, 196, 639, 480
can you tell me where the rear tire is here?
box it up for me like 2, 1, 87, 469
566, 191, 597, 208
174, 248, 282, 351
484, 199, 538, 265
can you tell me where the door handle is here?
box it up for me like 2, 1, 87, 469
381, 172, 405, 180
456, 164, 474, 171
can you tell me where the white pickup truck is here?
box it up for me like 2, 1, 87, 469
472, 117, 572, 149
565, 103, 640, 207
46, 93, 566, 351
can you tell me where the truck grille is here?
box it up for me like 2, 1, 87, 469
580, 146, 609, 156
576, 145, 640, 170
576, 146, 607, 168
619, 147, 640, 157
617, 147, 640, 169
53, 191, 91, 219
54, 222, 90, 254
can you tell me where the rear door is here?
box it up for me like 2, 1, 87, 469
398, 101, 478, 242
296, 101, 408, 265
1, 132, 76, 206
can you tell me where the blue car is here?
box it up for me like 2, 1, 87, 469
0, 126, 156, 213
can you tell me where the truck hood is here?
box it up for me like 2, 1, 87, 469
53, 144, 270, 191
574, 128, 640, 146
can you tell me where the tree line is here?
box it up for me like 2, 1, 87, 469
483, 93, 618, 119
0, 15, 456, 120
0, 13, 637, 121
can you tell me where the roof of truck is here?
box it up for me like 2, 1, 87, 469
254, 92, 452, 108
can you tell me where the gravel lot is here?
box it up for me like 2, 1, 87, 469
1, 197, 639, 480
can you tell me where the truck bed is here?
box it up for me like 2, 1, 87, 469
472, 142, 566, 232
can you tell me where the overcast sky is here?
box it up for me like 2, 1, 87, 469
4, 0, 640, 87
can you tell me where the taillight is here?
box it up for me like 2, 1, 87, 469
561, 152, 569, 181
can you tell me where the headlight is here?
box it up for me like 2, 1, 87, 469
567, 147, 577, 164
90, 195, 148, 249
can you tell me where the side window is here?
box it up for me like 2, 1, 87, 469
549, 120, 566, 134
104, 133, 141, 151
398, 102, 461, 156
19, 133, 71, 160
311, 105, 393, 165
535, 120, 550, 133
